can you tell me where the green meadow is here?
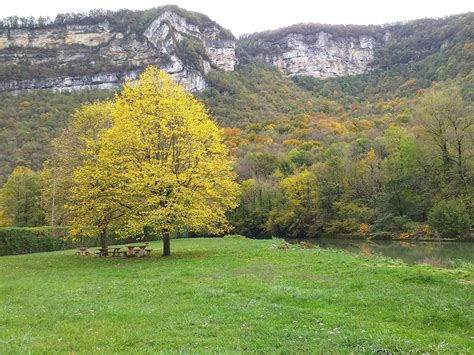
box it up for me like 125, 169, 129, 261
1, 237, 473, 353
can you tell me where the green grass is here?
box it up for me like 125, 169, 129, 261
1, 238, 473, 353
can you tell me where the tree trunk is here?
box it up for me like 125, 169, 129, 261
143, 225, 151, 241
100, 229, 108, 255
441, 141, 452, 179
51, 177, 56, 232
456, 139, 465, 185
162, 232, 171, 256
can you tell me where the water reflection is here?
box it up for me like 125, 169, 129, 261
286, 238, 474, 265
356, 243, 370, 257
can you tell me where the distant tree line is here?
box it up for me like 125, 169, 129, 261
1, 80, 471, 239
0, 5, 234, 39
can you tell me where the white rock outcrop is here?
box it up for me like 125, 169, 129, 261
143, 10, 236, 90
0, 7, 386, 93
251, 31, 377, 78
0, 9, 236, 92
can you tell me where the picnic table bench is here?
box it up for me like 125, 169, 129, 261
125, 245, 152, 257
76, 247, 90, 256
92, 246, 152, 257
96, 247, 123, 257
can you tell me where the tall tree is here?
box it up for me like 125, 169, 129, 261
68, 67, 239, 255
348, 148, 384, 206
230, 178, 275, 238
267, 170, 320, 237
415, 86, 473, 186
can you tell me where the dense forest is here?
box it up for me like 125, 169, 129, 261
0, 11, 472, 239
201, 66, 473, 239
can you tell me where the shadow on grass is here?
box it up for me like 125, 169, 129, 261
67, 248, 210, 265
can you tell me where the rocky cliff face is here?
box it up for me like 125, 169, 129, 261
0, 6, 401, 93
241, 30, 379, 78
1, 7, 389, 93
0, 8, 236, 92
143, 10, 236, 90
0, 71, 141, 92
4, 6, 455, 93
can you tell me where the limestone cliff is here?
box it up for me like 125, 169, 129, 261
251, 32, 376, 78
0, 6, 236, 92
1, 8, 468, 92
239, 25, 384, 79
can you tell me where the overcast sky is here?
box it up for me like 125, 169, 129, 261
3, 0, 473, 36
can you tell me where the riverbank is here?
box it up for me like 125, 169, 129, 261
319, 231, 474, 242
1, 238, 472, 353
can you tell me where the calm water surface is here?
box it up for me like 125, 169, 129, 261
286, 238, 474, 265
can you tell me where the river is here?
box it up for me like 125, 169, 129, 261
285, 238, 474, 266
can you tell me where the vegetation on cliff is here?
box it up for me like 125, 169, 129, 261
0, 5, 234, 39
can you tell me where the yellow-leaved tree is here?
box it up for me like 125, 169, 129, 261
66, 67, 239, 255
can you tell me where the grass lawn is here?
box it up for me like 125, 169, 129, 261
1, 238, 473, 353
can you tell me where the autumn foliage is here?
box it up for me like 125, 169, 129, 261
62, 68, 240, 254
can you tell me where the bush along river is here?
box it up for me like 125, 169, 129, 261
285, 238, 474, 266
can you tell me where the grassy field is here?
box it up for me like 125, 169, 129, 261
1, 238, 473, 353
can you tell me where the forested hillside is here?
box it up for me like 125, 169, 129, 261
0, 10, 472, 238
0, 90, 113, 183
200, 65, 473, 238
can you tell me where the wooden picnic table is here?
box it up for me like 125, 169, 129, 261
125, 245, 151, 257
126, 245, 145, 256
76, 247, 90, 256
90, 245, 151, 257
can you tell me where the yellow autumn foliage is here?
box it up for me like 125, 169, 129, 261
67, 67, 239, 252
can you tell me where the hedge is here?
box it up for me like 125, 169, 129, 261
0, 227, 133, 256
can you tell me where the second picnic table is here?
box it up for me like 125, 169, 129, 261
126, 245, 148, 257
95, 245, 151, 257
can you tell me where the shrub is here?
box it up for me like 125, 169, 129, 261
357, 223, 370, 234
402, 222, 436, 239
428, 199, 471, 238
0, 227, 69, 255
374, 213, 412, 232
0, 227, 133, 256
327, 202, 374, 233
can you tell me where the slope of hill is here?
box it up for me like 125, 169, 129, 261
0, 90, 113, 183
0, 7, 472, 237
0, 9, 472, 184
